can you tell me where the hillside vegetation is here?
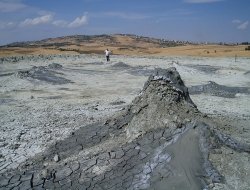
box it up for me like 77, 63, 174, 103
0, 34, 249, 57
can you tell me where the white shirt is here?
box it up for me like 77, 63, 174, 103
105, 50, 110, 56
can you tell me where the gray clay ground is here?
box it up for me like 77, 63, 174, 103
0, 55, 250, 189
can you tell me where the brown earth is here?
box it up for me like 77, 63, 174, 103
1, 34, 249, 57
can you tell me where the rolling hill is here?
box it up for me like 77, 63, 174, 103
0, 34, 249, 57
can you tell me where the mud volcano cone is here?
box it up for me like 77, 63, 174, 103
125, 67, 197, 139
4, 67, 248, 190
119, 67, 207, 190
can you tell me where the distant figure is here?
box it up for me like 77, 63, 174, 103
105, 49, 111, 62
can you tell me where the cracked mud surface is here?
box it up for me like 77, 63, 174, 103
1, 55, 250, 189
0, 67, 209, 190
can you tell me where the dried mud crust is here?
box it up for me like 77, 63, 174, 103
0, 67, 250, 190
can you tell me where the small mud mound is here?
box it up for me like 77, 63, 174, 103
111, 62, 132, 69
186, 64, 221, 74
110, 62, 154, 76
189, 81, 249, 98
1, 67, 250, 190
17, 65, 72, 85
48, 63, 63, 69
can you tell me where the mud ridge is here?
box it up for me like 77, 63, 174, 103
189, 81, 249, 98
16, 64, 73, 85
110, 62, 154, 76
185, 64, 221, 74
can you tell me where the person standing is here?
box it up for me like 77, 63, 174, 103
105, 49, 111, 62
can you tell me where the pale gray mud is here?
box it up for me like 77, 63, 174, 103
1, 67, 250, 190
1, 55, 250, 190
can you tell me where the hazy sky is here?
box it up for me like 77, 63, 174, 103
0, 0, 249, 45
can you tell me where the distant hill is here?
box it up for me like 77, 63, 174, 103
0, 34, 249, 57
3, 34, 190, 49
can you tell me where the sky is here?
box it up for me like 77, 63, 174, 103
0, 0, 249, 45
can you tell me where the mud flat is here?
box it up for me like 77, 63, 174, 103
0, 54, 250, 189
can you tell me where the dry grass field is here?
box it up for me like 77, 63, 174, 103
1, 34, 249, 57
